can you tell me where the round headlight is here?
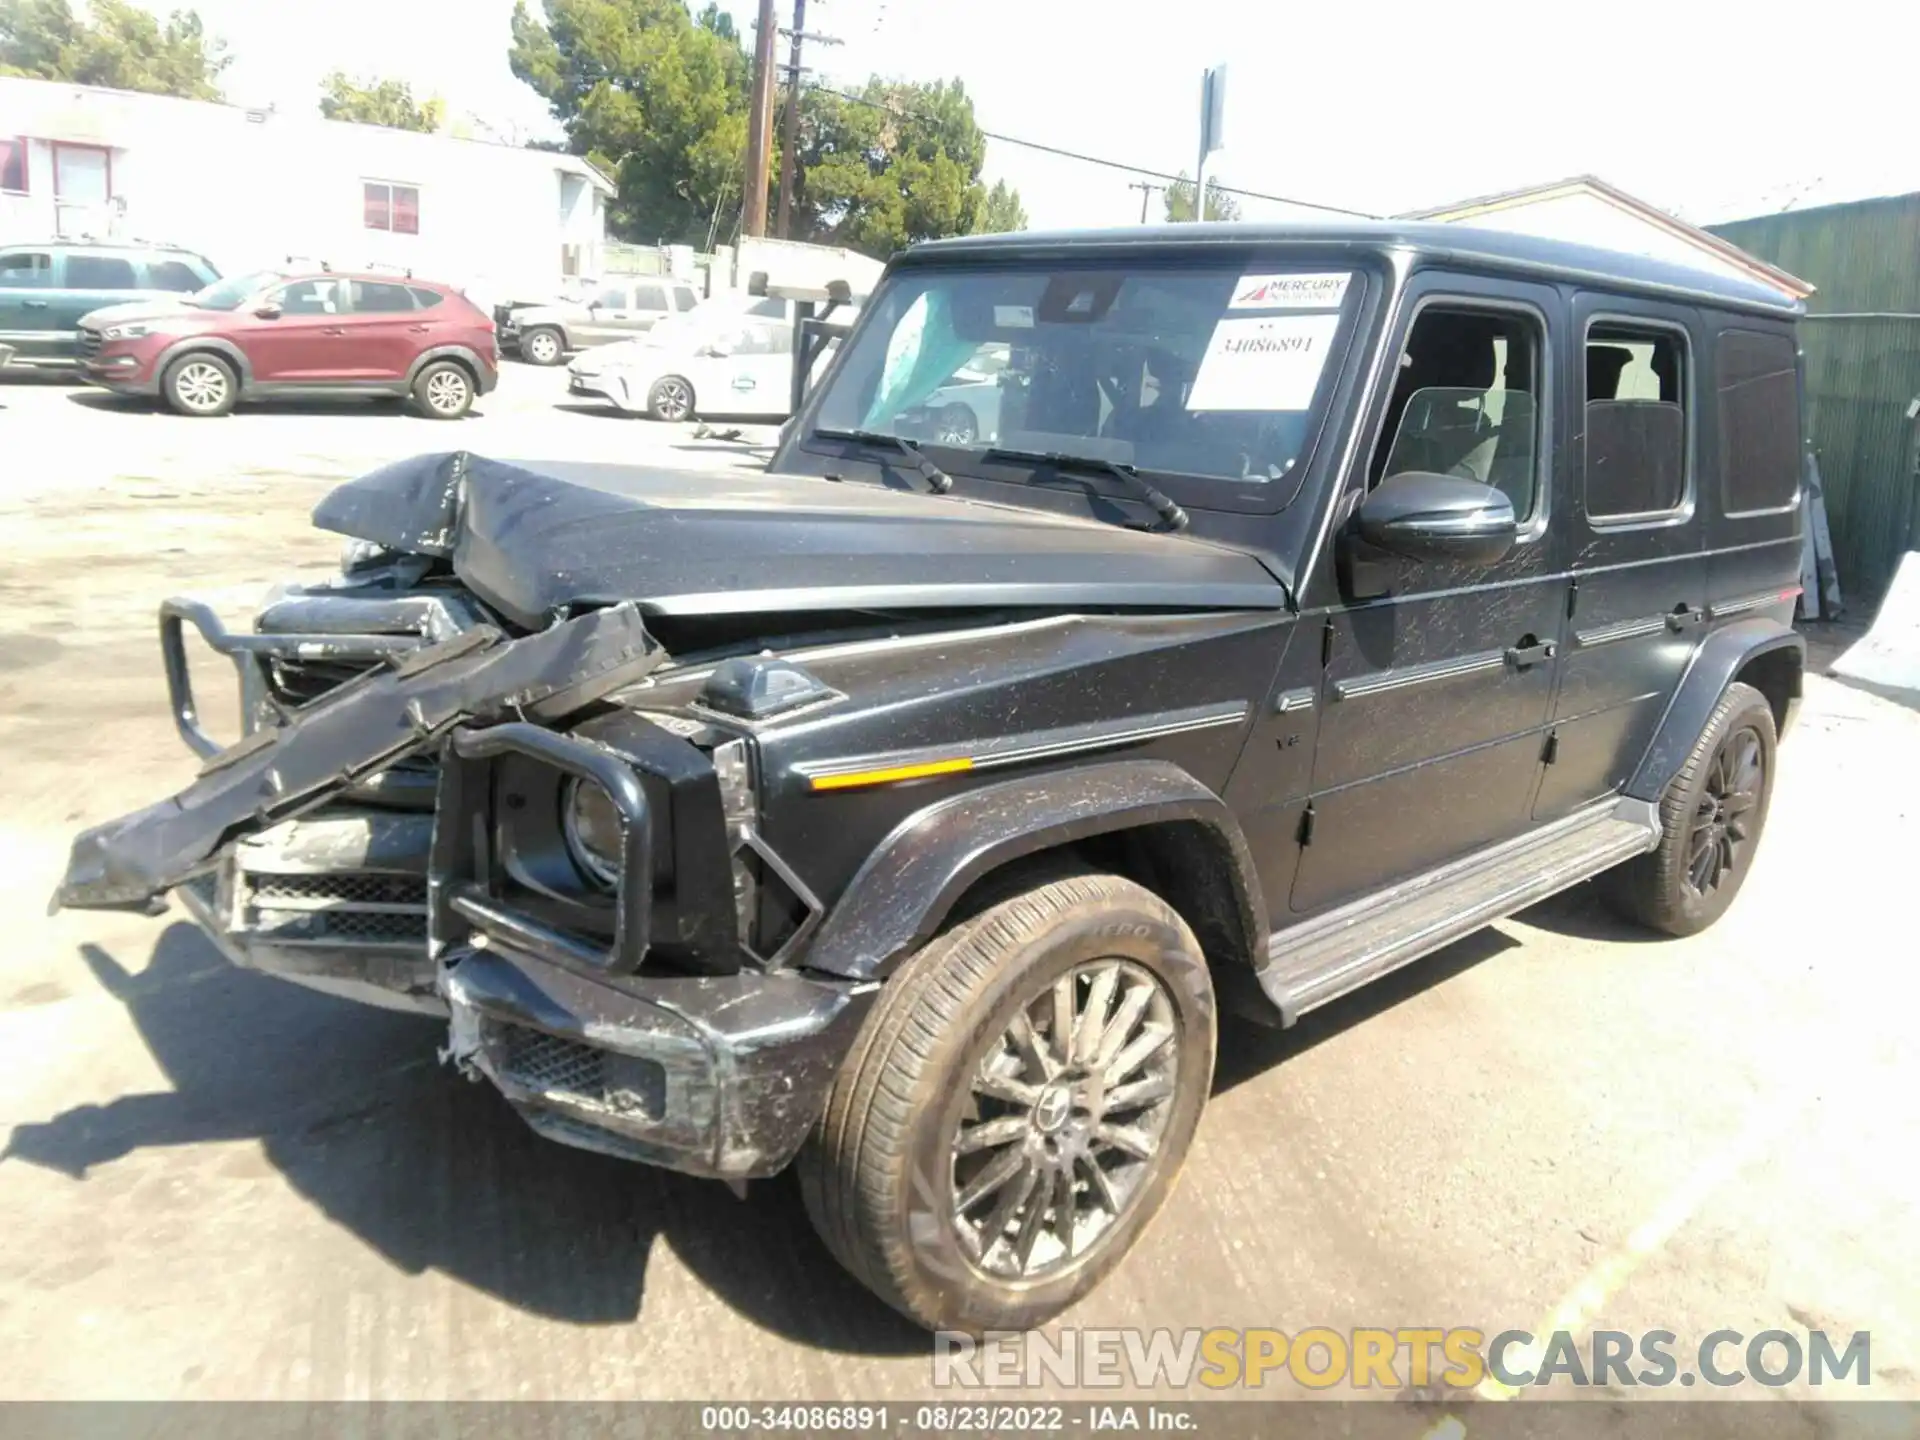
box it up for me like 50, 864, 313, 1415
562, 777, 625, 887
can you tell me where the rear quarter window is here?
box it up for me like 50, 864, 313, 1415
66, 255, 139, 289
1717, 327, 1800, 514
146, 260, 206, 292
407, 286, 445, 309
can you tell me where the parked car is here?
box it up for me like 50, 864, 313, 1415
57, 222, 1807, 1334
496, 277, 702, 365
77, 269, 498, 418
0, 240, 219, 370
567, 293, 851, 420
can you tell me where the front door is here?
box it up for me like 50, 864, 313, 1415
575, 282, 661, 346
241, 277, 351, 382
1291, 276, 1569, 914
0, 247, 57, 361
719, 320, 796, 417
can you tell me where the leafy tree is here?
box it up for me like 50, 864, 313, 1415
0, 0, 227, 100
320, 72, 445, 132
974, 178, 1026, 234
509, 0, 750, 247
1164, 171, 1241, 223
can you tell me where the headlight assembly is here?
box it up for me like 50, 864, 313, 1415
562, 776, 626, 887
103, 323, 151, 341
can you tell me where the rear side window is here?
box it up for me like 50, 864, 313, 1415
635, 283, 668, 312
407, 286, 444, 309
0, 250, 51, 286
351, 281, 417, 313
146, 260, 205, 292
66, 255, 138, 289
674, 286, 698, 311
1585, 324, 1688, 521
1717, 328, 1800, 514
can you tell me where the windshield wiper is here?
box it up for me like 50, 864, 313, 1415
982, 447, 1189, 532
815, 428, 953, 494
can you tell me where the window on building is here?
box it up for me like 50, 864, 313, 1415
634, 283, 669, 312
147, 260, 206, 292
1717, 328, 1800, 514
66, 255, 138, 290
363, 181, 421, 235
351, 280, 418, 313
0, 250, 51, 286
1373, 306, 1543, 522
1, 138, 26, 194
407, 285, 445, 310
1585, 324, 1688, 520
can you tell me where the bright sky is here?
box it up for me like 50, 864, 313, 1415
156, 0, 1920, 229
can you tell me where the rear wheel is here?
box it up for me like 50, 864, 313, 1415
798, 872, 1215, 1333
1604, 681, 1776, 936
162, 353, 238, 417
412, 360, 475, 420
647, 374, 695, 422
935, 403, 978, 444
520, 326, 564, 366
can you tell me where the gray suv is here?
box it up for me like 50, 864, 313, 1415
0, 241, 220, 370
495, 277, 701, 365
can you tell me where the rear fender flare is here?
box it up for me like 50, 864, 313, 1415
406, 345, 488, 387
1625, 618, 1805, 802
155, 336, 254, 387
795, 759, 1268, 983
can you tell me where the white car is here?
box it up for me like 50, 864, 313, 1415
567, 296, 843, 422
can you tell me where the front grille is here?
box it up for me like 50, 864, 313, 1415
490, 1020, 665, 1120
251, 872, 426, 906
77, 327, 103, 359
240, 868, 429, 947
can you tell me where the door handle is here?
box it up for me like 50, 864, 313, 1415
407, 324, 430, 333
321, 326, 346, 336
1666, 604, 1707, 631
1505, 640, 1557, 669
23, 299, 49, 309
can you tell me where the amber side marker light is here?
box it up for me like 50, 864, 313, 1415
807, 757, 974, 792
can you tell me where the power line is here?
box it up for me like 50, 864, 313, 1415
804, 81, 1376, 219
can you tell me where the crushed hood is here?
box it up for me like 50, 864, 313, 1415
312, 452, 1285, 631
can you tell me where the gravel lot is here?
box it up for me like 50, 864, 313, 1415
2, 366, 1916, 1408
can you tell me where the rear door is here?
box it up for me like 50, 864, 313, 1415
334, 280, 424, 380
0, 247, 57, 360
1536, 295, 1704, 820
1291, 274, 1569, 914
242, 277, 351, 382
1701, 319, 1804, 624
718, 320, 795, 417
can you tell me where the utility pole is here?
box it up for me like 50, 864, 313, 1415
742, 0, 779, 237
1193, 64, 1226, 222
1128, 180, 1165, 224
775, 0, 841, 239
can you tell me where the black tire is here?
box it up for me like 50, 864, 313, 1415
798, 872, 1216, 1333
162, 352, 238, 417
647, 374, 695, 422
1603, 681, 1777, 937
411, 360, 475, 420
934, 403, 978, 444
519, 326, 565, 366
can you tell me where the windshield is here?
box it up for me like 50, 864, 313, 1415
812, 262, 1358, 486
190, 270, 282, 311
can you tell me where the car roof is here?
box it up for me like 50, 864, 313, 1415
0, 239, 208, 256
905, 219, 1803, 318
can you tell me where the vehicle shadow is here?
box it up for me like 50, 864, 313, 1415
1212, 925, 1519, 1096
1509, 880, 1666, 944
1, 922, 928, 1355
62, 391, 483, 420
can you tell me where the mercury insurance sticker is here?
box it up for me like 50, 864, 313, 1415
1187, 312, 1342, 412
1227, 271, 1352, 310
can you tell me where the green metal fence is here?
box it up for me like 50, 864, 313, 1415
1711, 195, 1920, 604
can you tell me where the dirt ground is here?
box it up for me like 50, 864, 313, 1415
2, 371, 1917, 1408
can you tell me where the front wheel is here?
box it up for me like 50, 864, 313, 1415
1604, 680, 1777, 936
647, 374, 695, 422
163, 353, 238, 417
798, 872, 1216, 1333
520, 326, 565, 366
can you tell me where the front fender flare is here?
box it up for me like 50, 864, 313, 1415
1625, 618, 1804, 802
795, 760, 1268, 983
155, 335, 255, 387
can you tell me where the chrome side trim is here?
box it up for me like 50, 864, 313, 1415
1711, 590, 1795, 619
1573, 615, 1668, 648
793, 699, 1251, 782
1331, 647, 1507, 701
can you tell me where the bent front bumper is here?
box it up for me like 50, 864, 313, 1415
443, 945, 871, 1179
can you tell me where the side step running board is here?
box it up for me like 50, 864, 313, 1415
1259, 798, 1662, 1024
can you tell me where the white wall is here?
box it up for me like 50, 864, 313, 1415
1440, 192, 1762, 287
0, 77, 609, 303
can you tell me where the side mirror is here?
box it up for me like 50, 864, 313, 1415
253, 303, 282, 320
1353, 471, 1517, 567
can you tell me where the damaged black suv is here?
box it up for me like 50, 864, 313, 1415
57, 223, 1808, 1333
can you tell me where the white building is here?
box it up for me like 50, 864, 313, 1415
1405, 174, 1812, 300
0, 76, 612, 304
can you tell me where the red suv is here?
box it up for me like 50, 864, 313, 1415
77, 270, 499, 418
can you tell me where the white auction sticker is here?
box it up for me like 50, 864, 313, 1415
1187, 313, 1341, 412
1227, 271, 1352, 310
994, 304, 1035, 328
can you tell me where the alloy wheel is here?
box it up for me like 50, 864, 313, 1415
1686, 724, 1764, 895
425, 369, 470, 416
654, 378, 692, 421
950, 958, 1180, 1280
174, 361, 229, 413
